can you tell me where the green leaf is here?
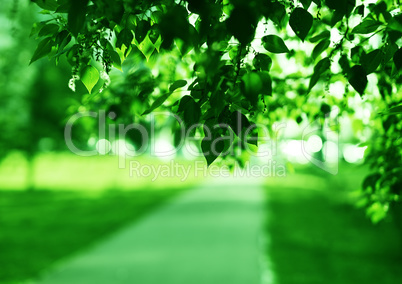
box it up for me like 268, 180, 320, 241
348, 65, 367, 96
289, 8, 313, 41
361, 49, 383, 74
135, 20, 151, 44
201, 135, 225, 166
116, 28, 134, 49
65, 44, 79, 66
242, 72, 263, 105
326, 0, 356, 16
386, 104, 402, 115
30, 37, 53, 65
252, 53, 272, 71
55, 2, 70, 13
300, 0, 312, 9
169, 80, 187, 92
183, 97, 201, 126
142, 93, 172, 115
30, 21, 48, 37
367, 202, 387, 224
330, 10, 345, 27
226, 6, 257, 45
229, 45, 240, 61
382, 42, 398, 65
362, 173, 380, 190
245, 124, 259, 146
38, 23, 59, 37
370, 1, 387, 18
151, 11, 163, 24
68, 0, 89, 37
351, 46, 366, 63
312, 39, 330, 60
339, 54, 350, 74
137, 35, 155, 61
320, 103, 331, 114
177, 96, 193, 113
308, 57, 331, 92
80, 65, 99, 94
393, 48, 402, 71
351, 19, 381, 34
262, 35, 289, 53
355, 4, 365, 16
56, 30, 71, 53
31, 0, 59, 11
190, 88, 203, 99
388, 15, 402, 32
148, 24, 160, 44
258, 72, 272, 96
109, 50, 122, 71
175, 38, 192, 56
309, 30, 331, 43
267, 2, 287, 29
229, 111, 251, 138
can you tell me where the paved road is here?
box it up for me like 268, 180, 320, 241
35, 177, 266, 284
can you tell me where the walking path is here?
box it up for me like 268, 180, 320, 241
35, 177, 266, 284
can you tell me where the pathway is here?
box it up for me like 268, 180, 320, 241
35, 177, 266, 284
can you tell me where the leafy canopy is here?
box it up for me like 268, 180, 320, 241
29, 0, 402, 222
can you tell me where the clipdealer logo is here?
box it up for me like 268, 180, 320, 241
64, 108, 340, 175
64, 110, 282, 163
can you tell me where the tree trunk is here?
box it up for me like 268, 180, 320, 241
26, 153, 35, 191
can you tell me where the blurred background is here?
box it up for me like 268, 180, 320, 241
0, 1, 401, 284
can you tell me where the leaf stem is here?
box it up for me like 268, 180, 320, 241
232, 43, 243, 92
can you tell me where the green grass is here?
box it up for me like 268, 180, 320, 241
0, 151, 200, 191
0, 152, 198, 282
0, 187, 186, 283
265, 164, 402, 284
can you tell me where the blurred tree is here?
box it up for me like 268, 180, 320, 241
26, 0, 402, 221
0, 0, 71, 189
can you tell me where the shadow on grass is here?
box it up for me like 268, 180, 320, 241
265, 165, 402, 284
0, 187, 187, 283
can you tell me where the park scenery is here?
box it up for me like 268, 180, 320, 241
1, 0, 402, 283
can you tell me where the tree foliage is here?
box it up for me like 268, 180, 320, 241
28, 0, 402, 221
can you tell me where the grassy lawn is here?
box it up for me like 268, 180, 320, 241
0, 152, 199, 282
265, 164, 402, 284
0, 152, 200, 191
0, 187, 187, 283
